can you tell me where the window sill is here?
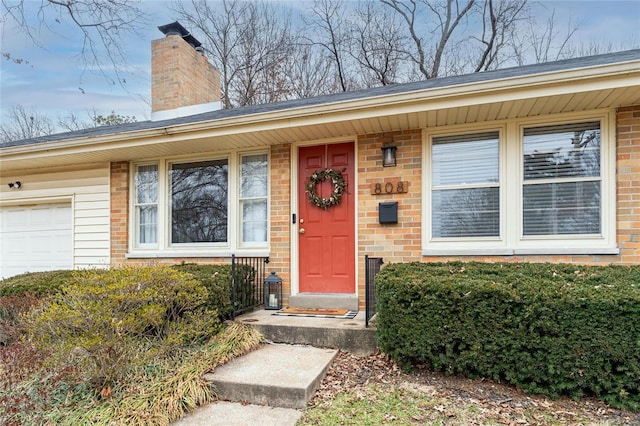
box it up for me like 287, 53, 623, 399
422, 247, 620, 256
126, 249, 270, 259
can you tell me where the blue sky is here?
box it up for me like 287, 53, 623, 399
1, 0, 639, 129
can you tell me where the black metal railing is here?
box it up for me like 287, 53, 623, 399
231, 255, 270, 319
365, 255, 384, 328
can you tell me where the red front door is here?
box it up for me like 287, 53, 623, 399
298, 143, 355, 293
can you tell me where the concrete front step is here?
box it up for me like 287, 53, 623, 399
204, 344, 337, 409
172, 401, 302, 426
288, 293, 359, 311
239, 310, 377, 355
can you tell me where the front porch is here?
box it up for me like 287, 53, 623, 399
236, 308, 377, 356
230, 255, 383, 336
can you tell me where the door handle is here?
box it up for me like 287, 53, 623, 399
299, 228, 305, 234
299, 218, 304, 224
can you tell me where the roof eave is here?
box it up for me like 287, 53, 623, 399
1, 58, 639, 158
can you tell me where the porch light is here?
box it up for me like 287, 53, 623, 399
264, 271, 282, 310
381, 145, 397, 167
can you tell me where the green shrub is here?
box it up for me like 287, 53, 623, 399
23, 266, 220, 386
376, 262, 640, 411
0, 270, 75, 297
173, 263, 258, 318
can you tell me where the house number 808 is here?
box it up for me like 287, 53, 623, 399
370, 180, 409, 195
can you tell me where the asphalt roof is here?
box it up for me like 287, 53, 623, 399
2, 49, 639, 149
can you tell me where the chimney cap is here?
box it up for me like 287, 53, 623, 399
158, 21, 202, 49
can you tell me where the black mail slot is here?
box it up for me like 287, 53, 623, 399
379, 202, 398, 224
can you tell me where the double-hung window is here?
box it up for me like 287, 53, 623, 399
424, 114, 614, 255
431, 132, 500, 239
134, 164, 158, 247
239, 154, 268, 246
522, 122, 601, 236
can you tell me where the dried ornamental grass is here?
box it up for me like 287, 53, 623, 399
49, 322, 262, 426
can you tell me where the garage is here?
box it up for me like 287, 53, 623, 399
0, 203, 73, 279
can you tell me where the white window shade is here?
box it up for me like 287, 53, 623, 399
523, 122, 601, 236
432, 132, 500, 238
239, 154, 268, 245
134, 164, 158, 246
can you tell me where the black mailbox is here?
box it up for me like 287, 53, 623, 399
379, 202, 398, 224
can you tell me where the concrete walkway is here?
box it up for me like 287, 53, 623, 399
172, 309, 377, 425
171, 343, 337, 425
172, 401, 302, 426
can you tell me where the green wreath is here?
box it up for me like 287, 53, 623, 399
306, 168, 347, 210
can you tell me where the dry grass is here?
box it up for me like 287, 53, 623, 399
3, 322, 261, 426
300, 351, 640, 426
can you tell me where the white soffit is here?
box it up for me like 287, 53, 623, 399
1, 59, 639, 173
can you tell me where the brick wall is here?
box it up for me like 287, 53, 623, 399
352, 106, 640, 287
110, 161, 129, 266
108, 105, 640, 307
616, 105, 640, 264
356, 130, 423, 308
269, 143, 292, 306
151, 34, 221, 113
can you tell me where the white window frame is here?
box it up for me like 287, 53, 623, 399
128, 150, 270, 258
422, 110, 617, 256
430, 130, 504, 239
238, 152, 269, 248
133, 162, 159, 249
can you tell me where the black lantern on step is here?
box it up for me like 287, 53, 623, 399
264, 271, 282, 310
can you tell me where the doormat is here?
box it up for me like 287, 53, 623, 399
273, 307, 358, 319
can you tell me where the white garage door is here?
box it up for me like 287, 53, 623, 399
0, 203, 73, 279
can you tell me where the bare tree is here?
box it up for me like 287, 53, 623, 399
378, 0, 584, 79
175, 0, 296, 108
0, 105, 55, 143
228, 2, 295, 106
1, 0, 148, 86
57, 112, 91, 133
285, 46, 340, 99
0, 106, 137, 142
350, 1, 408, 86
381, 0, 476, 79
472, 0, 529, 72
305, 0, 353, 92
510, 8, 581, 66
58, 109, 136, 132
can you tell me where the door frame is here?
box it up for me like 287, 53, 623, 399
289, 137, 359, 296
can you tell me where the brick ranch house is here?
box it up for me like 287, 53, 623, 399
1, 23, 639, 310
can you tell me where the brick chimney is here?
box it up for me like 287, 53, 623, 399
151, 22, 221, 121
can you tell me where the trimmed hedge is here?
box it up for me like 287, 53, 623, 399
172, 263, 257, 319
0, 270, 75, 297
0, 264, 257, 321
376, 262, 640, 411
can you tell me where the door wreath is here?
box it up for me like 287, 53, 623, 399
306, 168, 347, 210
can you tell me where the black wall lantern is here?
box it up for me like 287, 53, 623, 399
381, 145, 397, 167
264, 271, 282, 310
